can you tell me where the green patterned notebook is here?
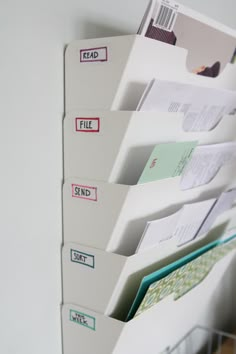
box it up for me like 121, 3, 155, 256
126, 234, 236, 321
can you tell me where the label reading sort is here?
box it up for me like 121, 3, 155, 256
71, 249, 95, 268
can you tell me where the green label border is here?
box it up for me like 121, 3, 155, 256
70, 309, 96, 331
70, 249, 95, 269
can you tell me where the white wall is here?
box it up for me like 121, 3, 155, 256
179, 0, 236, 30
0, 1, 235, 354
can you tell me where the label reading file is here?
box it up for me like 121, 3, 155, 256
75, 117, 100, 132
72, 184, 97, 201
70, 309, 96, 331
80, 47, 108, 62
71, 249, 95, 268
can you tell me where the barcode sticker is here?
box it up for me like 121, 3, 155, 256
154, 0, 179, 32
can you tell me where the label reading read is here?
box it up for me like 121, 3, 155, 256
72, 184, 97, 201
70, 310, 96, 331
80, 46, 108, 62
71, 249, 95, 268
75, 117, 100, 132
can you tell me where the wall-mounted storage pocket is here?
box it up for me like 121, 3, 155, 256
64, 111, 236, 184
65, 35, 236, 111
62, 235, 236, 354
62, 207, 236, 318
63, 161, 236, 254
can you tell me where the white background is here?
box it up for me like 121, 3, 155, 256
0, 1, 235, 354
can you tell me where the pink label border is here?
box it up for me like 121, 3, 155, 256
75, 117, 100, 133
72, 184, 98, 202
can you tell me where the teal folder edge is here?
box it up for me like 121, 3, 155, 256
126, 233, 236, 321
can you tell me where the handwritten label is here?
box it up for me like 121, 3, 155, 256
71, 249, 95, 268
150, 158, 157, 168
75, 117, 100, 132
72, 184, 97, 201
80, 47, 108, 62
70, 310, 96, 331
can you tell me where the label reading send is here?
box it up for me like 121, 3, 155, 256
72, 184, 97, 201
80, 46, 108, 62
70, 309, 96, 331
71, 249, 95, 268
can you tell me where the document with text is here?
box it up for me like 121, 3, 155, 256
181, 142, 236, 190
136, 198, 216, 253
137, 79, 236, 131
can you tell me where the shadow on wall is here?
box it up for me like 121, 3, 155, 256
81, 20, 133, 39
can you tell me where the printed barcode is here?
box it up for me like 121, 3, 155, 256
154, 5, 177, 31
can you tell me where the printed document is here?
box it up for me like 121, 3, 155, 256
181, 142, 236, 190
137, 79, 236, 131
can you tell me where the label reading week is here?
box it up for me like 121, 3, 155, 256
70, 309, 96, 331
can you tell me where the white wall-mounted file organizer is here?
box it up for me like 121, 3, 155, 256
64, 110, 236, 183
62, 246, 236, 354
65, 34, 236, 112
63, 158, 236, 255
62, 206, 236, 318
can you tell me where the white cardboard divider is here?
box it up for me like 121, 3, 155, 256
65, 35, 236, 112
63, 157, 236, 255
62, 247, 236, 354
64, 111, 236, 184
62, 207, 236, 318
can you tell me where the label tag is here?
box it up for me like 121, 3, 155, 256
72, 184, 97, 201
71, 249, 95, 268
70, 309, 96, 331
154, 0, 179, 32
80, 47, 108, 62
75, 117, 100, 132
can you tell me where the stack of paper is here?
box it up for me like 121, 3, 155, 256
138, 141, 236, 189
137, 79, 236, 131
136, 188, 236, 253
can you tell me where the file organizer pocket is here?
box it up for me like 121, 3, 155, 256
62, 240, 236, 354
64, 110, 236, 183
63, 160, 236, 254
65, 35, 236, 111
62, 206, 236, 317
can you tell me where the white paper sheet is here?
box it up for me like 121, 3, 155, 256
136, 211, 180, 253
175, 199, 216, 246
136, 198, 216, 253
198, 188, 236, 236
180, 142, 236, 190
137, 79, 236, 131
